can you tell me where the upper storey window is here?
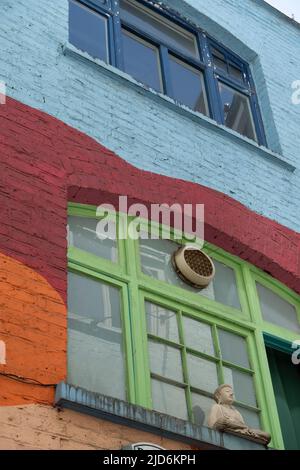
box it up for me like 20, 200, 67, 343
69, 0, 267, 145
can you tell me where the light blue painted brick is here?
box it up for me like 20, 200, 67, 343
0, 0, 299, 231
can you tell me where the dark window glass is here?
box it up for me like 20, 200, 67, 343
211, 47, 227, 72
169, 55, 209, 116
68, 0, 265, 146
69, 0, 109, 62
228, 63, 244, 82
120, 0, 199, 60
122, 29, 163, 91
219, 82, 257, 141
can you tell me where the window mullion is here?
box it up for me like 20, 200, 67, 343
247, 67, 267, 147
248, 90, 267, 147
159, 45, 173, 96
121, 283, 137, 404
112, 5, 124, 69
128, 281, 152, 407
125, 236, 152, 408
199, 33, 223, 123
177, 310, 193, 422
212, 324, 224, 384
248, 331, 285, 449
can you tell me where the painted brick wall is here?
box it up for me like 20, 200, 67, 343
0, 0, 299, 232
0, 404, 193, 450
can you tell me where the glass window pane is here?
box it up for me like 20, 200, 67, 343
146, 302, 179, 342
182, 316, 215, 355
224, 367, 257, 407
169, 56, 209, 116
148, 341, 183, 382
219, 82, 257, 141
67, 272, 126, 400
140, 238, 185, 285
120, 0, 199, 59
218, 329, 250, 368
191, 393, 215, 427
229, 63, 244, 82
211, 47, 227, 72
122, 29, 162, 91
235, 405, 261, 429
152, 379, 188, 420
69, 0, 109, 62
68, 272, 121, 327
140, 238, 211, 297
68, 216, 118, 262
212, 260, 241, 309
187, 355, 218, 393
256, 283, 300, 333
139, 239, 241, 309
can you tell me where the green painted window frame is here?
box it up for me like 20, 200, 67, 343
67, 202, 300, 449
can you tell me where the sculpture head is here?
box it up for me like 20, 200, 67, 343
214, 384, 234, 405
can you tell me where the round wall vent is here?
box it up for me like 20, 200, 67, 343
172, 245, 215, 289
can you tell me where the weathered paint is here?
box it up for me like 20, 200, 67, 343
0, 0, 299, 450
0, 97, 299, 298
0, 404, 194, 450
0, 252, 66, 406
0, 0, 299, 232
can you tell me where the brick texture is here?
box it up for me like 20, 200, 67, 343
0, 97, 299, 300
0, 404, 194, 450
0, 0, 299, 233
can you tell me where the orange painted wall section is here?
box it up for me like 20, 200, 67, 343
0, 252, 66, 406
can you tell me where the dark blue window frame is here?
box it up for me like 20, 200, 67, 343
69, 0, 267, 147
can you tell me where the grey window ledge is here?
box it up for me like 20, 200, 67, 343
61, 43, 296, 173
55, 382, 268, 451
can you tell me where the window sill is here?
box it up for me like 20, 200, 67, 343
62, 43, 295, 173
55, 382, 268, 450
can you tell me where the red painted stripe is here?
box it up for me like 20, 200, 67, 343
0, 97, 299, 298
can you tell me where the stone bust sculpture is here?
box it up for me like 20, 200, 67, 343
207, 384, 271, 446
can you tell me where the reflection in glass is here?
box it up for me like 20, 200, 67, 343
219, 329, 249, 368
152, 379, 188, 420
219, 82, 257, 141
68, 216, 118, 262
69, 0, 109, 62
122, 29, 163, 91
213, 260, 241, 309
146, 302, 179, 342
67, 272, 126, 400
169, 56, 209, 116
148, 341, 183, 382
139, 239, 241, 308
140, 238, 184, 285
192, 393, 215, 427
182, 316, 214, 355
187, 355, 218, 393
228, 63, 244, 82
235, 405, 261, 429
120, 0, 199, 59
224, 367, 257, 407
211, 47, 227, 72
256, 282, 300, 333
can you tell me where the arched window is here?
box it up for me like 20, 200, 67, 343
67, 203, 300, 449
